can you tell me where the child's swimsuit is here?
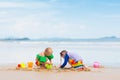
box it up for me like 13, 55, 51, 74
36, 54, 54, 63
36, 54, 47, 63
45, 54, 54, 61
60, 54, 69, 68
60, 52, 83, 68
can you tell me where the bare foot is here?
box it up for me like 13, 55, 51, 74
77, 68, 84, 71
84, 68, 91, 71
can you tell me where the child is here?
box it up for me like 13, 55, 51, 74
36, 47, 54, 68
60, 50, 90, 71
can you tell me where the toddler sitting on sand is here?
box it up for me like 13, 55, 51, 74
35, 47, 54, 68
60, 50, 90, 71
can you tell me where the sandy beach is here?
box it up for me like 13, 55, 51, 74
0, 66, 120, 80
0, 41, 120, 80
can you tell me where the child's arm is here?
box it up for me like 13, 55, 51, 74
45, 58, 50, 63
60, 54, 69, 68
46, 54, 54, 64
35, 58, 38, 61
49, 60, 52, 64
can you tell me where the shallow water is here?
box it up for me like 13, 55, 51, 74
0, 41, 120, 67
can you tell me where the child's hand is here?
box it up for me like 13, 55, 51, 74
59, 65, 62, 68
45, 62, 52, 65
50, 62, 53, 65
35, 58, 37, 61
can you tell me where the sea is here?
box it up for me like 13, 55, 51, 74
0, 41, 120, 67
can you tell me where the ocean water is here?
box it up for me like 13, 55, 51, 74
0, 41, 120, 67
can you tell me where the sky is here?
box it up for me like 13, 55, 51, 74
0, 0, 120, 39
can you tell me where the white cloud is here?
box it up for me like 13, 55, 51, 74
0, 2, 50, 8
0, 11, 8, 18
79, 25, 86, 29
11, 13, 68, 38
0, 11, 8, 15
7, 11, 85, 38
0, 1, 87, 38
0, 2, 24, 8
0, 11, 19, 23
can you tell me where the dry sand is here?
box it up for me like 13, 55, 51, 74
0, 67, 120, 80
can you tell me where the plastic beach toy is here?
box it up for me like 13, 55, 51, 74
20, 63, 26, 68
27, 62, 33, 69
36, 61, 40, 66
45, 64, 52, 69
93, 62, 100, 68
17, 64, 21, 68
17, 63, 26, 69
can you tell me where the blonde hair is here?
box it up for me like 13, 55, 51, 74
45, 47, 53, 55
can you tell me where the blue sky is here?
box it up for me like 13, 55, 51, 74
0, 0, 120, 39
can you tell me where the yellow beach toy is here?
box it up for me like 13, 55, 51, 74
20, 63, 26, 69
45, 63, 52, 69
